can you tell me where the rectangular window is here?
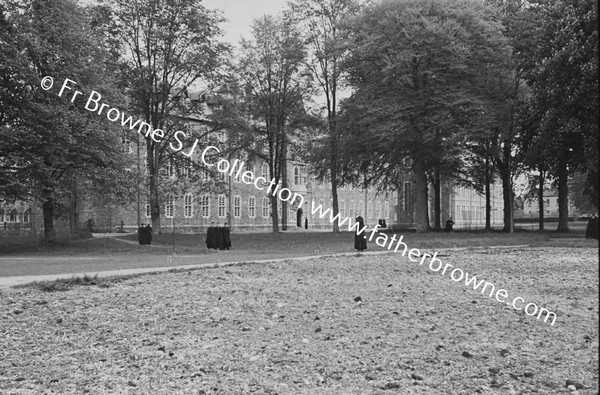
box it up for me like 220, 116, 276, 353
166, 159, 175, 178
184, 193, 193, 218
349, 201, 354, 219
248, 196, 256, 218
262, 196, 270, 218
367, 200, 373, 219
233, 195, 241, 218
294, 166, 300, 185
385, 200, 390, 219
121, 134, 132, 154
218, 195, 226, 218
340, 200, 346, 217
301, 165, 308, 185
165, 193, 174, 218
201, 194, 210, 218
201, 169, 210, 182
183, 160, 191, 178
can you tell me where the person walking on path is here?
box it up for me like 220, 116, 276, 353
586, 214, 599, 240
206, 222, 217, 249
354, 216, 367, 252
145, 224, 153, 245
445, 217, 454, 232
138, 224, 145, 245
223, 222, 231, 250
216, 222, 226, 250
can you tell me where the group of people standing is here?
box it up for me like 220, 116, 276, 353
137, 224, 153, 245
206, 222, 231, 250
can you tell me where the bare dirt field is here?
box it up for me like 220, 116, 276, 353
0, 245, 597, 394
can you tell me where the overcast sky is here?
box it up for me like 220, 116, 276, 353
202, 0, 290, 45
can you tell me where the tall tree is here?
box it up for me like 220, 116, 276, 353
288, 0, 361, 232
522, 0, 598, 231
94, 0, 226, 233
340, 0, 510, 232
235, 14, 308, 233
0, 0, 128, 243
483, 0, 541, 232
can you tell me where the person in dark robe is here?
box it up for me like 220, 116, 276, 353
216, 222, 226, 250
354, 216, 367, 252
296, 208, 303, 227
138, 224, 145, 245
305, 217, 308, 229
382, 219, 387, 228
145, 224, 153, 245
223, 222, 231, 250
206, 222, 217, 249
445, 217, 454, 232
586, 214, 599, 240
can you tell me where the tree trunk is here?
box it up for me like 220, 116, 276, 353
331, 162, 340, 233
556, 161, 569, 232
414, 156, 430, 232
271, 195, 279, 233
485, 156, 491, 231
498, 139, 514, 233
433, 169, 441, 230
147, 142, 161, 233
42, 187, 55, 244
281, 139, 288, 231
329, 119, 340, 232
538, 169, 544, 231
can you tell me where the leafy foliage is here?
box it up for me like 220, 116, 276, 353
0, 0, 130, 242
339, 0, 511, 231
92, 0, 228, 232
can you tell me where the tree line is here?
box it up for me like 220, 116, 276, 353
0, 0, 597, 242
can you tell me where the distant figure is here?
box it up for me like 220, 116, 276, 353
586, 214, 599, 240
382, 219, 387, 228
223, 222, 231, 250
216, 222, 226, 250
138, 224, 145, 245
119, 220, 124, 233
297, 208, 303, 228
305, 217, 308, 229
145, 224, 153, 245
206, 222, 217, 249
445, 217, 454, 232
354, 216, 367, 252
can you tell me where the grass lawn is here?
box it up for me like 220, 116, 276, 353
1, 246, 597, 394
1, 230, 596, 277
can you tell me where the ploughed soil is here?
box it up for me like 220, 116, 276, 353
1, 246, 597, 394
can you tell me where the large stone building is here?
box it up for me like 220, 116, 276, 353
1, 92, 505, 235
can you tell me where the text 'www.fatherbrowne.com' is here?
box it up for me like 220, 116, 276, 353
310, 201, 558, 326
41, 75, 557, 327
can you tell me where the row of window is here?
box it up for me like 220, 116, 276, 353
128, 150, 367, 192
148, 194, 272, 219
0, 208, 32, 223
149, 194, 393, 221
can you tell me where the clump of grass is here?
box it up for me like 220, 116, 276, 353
18, 273, 128, 292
